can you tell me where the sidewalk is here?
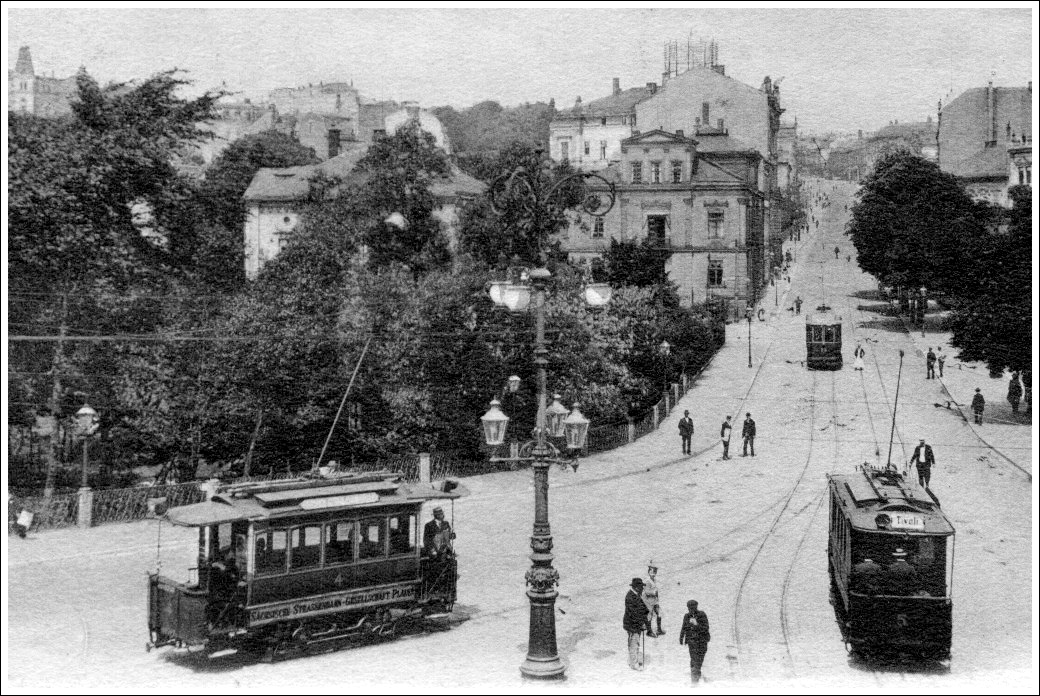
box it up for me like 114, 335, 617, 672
896, 312, 1032, 477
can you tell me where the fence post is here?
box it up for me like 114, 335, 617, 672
664, 391, 671, 413
652, 403, 659, 430
673, 382, 680, 403
419, 452, 431, 483
683, 374, 688, 392
627, 416, 635, 443
77, 486, 93, 528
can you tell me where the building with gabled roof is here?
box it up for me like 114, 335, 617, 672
8, 46, 78, 117
549, 78, 656, 171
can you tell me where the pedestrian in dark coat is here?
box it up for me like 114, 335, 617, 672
794, 296, 803, 314
971, 388, 985, 424
909, 438, 935, 488
1008, 375, 1023, 414
720, 416, 733, 460
624, 578, 650, 670
926, 348, 936, 379
678, 410, 694, 455
678, 600, 711, 683
741, 413, 756, 457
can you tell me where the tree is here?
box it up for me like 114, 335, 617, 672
846, 151, 980, 297
353, 121, 452, 275
457, 142, 584, 268
602, 236, 672, 288
8, 69, 222, 492
947, 185, 1031, 379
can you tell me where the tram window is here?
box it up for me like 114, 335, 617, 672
255, 530, 287, 575
324, 521, 356, 565
290, 525, 322, 570
388, 514, 417, 555
217, 523, 232, 558
811, 326, 824, 342
358, 518, 386, 560
824, 326, 837, 342
916, 537, 935, 565
234, 533, 249, 571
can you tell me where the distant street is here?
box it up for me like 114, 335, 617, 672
7, 180, 1032, 691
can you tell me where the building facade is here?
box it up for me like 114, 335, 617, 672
938, 81, 1032, 206
564, 129, 764, 315
549, 78, 654, 170
8, 46, 77, 117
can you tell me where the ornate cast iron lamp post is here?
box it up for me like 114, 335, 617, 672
479, 155, 615, 679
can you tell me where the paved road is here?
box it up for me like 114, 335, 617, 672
8, 180, 1033, 691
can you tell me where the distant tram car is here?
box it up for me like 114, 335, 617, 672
147, 471, 462, 659
828, 466, 955, 660
806, 305, 843, 370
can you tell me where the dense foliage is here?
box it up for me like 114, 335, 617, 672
9, 76, 722, 491
847, 151, 1031, 383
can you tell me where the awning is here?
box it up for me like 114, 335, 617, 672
164, 500, 250, 527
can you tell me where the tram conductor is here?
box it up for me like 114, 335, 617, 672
423, 506, 455, 558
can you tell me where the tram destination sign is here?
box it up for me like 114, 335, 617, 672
248, 582, 417, 625
889, 513, 925, 531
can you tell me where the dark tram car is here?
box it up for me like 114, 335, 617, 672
828, 466, 955, 660
148, 471, 462, 658
806, 305, 843, 370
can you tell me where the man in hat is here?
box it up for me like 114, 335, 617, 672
720, 415, 733, 460
624, 577, 650, 670
851, 557, 883, 594
971, 388, 985, 425
423, 506, 455, 558
741, 413, 756, 457
926, 347, 936, 379
886, 548, 918, 595
643, 563, 665, 637
909, 438, 935, 488
678, 599, 710, 683
678, 410, 694, 455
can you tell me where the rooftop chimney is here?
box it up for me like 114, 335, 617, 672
403, 101, 421, 120
676, 129, 684, 138
987, 81, 997, 145
575, 95, 583, 109
612, 77, 621, 96
712, 64, 726, 76
646, 82, 657, 95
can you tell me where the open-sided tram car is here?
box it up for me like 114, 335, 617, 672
828, 466, 955, 660
806, 305, 843, 370
147, 471, 462, 658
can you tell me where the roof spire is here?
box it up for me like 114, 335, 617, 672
15, 46, 34, 76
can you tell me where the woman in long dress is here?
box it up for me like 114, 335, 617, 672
852, 344, 865, 371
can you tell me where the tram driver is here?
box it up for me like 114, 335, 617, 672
851, 557, 883, 594
423, 506, 455, 559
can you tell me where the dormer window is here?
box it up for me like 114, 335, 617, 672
672, 161, 683, 183
601, 117, 607, 126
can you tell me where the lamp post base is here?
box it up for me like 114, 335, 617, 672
520, 655, 566, 680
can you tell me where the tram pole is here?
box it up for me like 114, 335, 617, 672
746, 309, 753, 368
886, 349, 905, 472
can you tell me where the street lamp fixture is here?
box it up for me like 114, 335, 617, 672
507, 375, 522, 393
75, 403, 100, 489
481, 153, 618, 680
745, 308, 753, 368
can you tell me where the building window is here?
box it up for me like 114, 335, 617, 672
631, 114, 637, 127
560, 141, 570, 162
650, 161, 662, 184
372, 128, 386, 139
601, 117, 607, 126
708, 210, 725, 238
584, 141, 590, 156
1028, 167, 1033, 185
621, 116, 627, 125
647, 215, 668, 246
600, 141, 607, 160
631, 161, 643, 184
593, 217, 605, 238
708, 260, 724, 287
672, 161, 683, 183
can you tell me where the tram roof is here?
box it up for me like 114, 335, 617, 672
164, 471, 466, 527
829, 468, 955, 536
806, 307, 842, 325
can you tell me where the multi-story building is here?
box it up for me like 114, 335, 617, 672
8, 46, 77, 117
565, 128, 765, 315
549, 78, 654, 170
938, 81, 1032, 205
555, 63, 785, 311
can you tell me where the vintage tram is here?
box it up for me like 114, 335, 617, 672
806, 305, 843, 370
147, 470, 463, 659
828, 465, 955, 660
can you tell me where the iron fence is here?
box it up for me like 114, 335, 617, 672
91, 482, 207, 526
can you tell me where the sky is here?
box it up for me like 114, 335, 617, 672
5, 6, 1036, 135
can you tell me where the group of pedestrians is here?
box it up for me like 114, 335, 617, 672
624, 564, 711, 684
678, 411, 756, 460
